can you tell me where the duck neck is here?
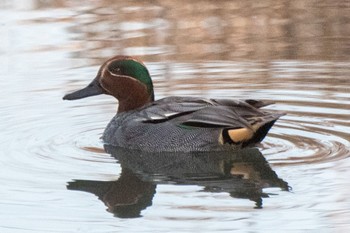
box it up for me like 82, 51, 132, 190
115, 81, 154, 113
117, 93, 152, 113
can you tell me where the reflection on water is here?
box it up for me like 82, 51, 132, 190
2, 0, 349, 67
1, 0, 350, 232
65, 0, 349, 63
68, 146, 288, 217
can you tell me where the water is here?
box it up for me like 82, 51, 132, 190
0, 1, 349, 232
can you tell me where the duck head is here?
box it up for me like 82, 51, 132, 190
63, 55, 154, 113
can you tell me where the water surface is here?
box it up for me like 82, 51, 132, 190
0, 1, 349, 232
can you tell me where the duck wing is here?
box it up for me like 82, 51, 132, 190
139, 96, 283, 131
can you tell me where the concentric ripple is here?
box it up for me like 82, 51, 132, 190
262, 115, 350, 166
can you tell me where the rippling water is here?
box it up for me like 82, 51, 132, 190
1, 1, 350, 232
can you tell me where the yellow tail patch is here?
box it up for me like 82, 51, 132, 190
220, 122, 262, 144
228, 127, 254, 143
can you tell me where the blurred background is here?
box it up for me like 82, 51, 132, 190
2, 0, 349, 65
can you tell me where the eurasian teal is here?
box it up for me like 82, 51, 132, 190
63, 55, 284, 152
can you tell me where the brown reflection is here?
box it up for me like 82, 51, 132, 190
20, 0, 348, 64
67, 146, 288, 218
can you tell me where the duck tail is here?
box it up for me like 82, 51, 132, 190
242, 118, 278, 146
221, 113, 284, 147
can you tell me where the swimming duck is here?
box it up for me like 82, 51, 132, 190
63, 55, 284, 152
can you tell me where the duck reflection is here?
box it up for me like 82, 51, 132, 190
67, 146, 288, 218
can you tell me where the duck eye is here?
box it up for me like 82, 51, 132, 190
108, 62, 123, 74
110, 67, 121, 74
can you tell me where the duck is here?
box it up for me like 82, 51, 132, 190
63, 55, 284, 152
